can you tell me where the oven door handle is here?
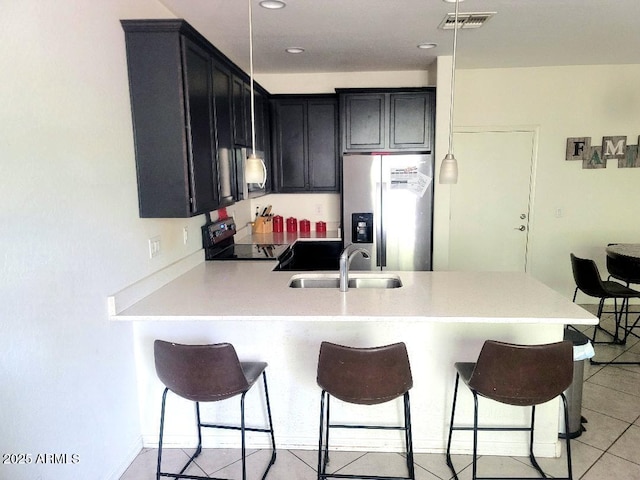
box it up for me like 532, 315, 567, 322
277, 247, 295, 270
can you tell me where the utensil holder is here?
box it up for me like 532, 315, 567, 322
253, 216, 273, 234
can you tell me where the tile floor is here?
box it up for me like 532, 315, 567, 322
121, 308, 640, 480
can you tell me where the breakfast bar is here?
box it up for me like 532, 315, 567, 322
110, 259, 597, 457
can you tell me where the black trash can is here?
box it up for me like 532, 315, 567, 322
559, 327, 592, 439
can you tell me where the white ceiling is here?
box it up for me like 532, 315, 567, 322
158, 0, 640, 74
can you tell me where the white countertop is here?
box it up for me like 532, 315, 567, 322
112, 260, 597, 325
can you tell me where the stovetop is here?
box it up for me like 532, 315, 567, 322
202, 216, 289, 261
205, 242, 289, 261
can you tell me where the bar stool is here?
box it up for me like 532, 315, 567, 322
153, 340, 276, 480
446, 340, 574, 480
316, 341, 415, 480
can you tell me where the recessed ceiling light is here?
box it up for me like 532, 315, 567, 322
286, 47, 305, 54
443, 0, 464, 3
259, 0, 286, 9
418, 43, 438, 50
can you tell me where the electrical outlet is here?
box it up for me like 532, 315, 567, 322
183, 227, 189, 244
314, 203, 323, 215
148, 236, 161, 258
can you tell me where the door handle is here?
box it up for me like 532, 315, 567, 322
514, 225, 526, 231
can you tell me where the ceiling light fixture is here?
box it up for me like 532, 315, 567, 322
286, 47, 305, 54
259, 0, 286, 9
417, 43, 438, 50
439, 0, 461, 184
246, 0, 267, 187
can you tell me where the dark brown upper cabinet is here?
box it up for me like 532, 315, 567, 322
122, 20, 219, 217
272, 95, 339, 193
121, 19, 271, 217
338, 88, 435, 153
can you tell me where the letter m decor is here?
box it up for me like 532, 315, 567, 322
602, 136, 627, 160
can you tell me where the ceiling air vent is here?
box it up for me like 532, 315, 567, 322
438, 12, 496, 30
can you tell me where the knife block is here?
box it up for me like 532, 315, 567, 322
253, 216, 273, 234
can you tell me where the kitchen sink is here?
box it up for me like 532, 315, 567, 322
288, 273, 402, 289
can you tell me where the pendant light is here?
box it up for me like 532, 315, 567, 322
439, 0, 461, 184
245, 0, 267, 187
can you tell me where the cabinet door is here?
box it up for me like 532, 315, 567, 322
342, 94, 386, 151
308, 99, 339, 191
255, 90, 272, 192
182, 38, 218, 214
212, 60, 236, 205
232, 75, 248, 147
276, 101, 307, 191
389, 92, 434, 151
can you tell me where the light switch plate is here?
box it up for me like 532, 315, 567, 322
148, 236, 161, 258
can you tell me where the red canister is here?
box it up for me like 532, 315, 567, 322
286, 217, 298, 233
273, 215, 283, 233
300, 219, 311, 233
315, 221, 326, 233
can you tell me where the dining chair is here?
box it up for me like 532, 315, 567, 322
570, 253, 640, 361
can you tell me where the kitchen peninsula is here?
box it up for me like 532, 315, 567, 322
110, 257, 597, 457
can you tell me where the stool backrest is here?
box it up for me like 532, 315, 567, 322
317, 341, 413, 405
571, 253, 608, 297
468, 340, 573, 406
154, 340, 249, 402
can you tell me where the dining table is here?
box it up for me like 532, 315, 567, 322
606, 243, 640, 284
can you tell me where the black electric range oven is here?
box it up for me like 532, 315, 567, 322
202, 217, 289, 261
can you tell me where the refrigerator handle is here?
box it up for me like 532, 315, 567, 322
376, 182, 386, 267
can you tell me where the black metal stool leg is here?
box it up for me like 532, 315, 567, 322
156, 387, 169, 480
317, 390, 327, 480
527, 406, 547, 478
561, 394, 574, 480
241, 392, 247, 480
472, 392, 479, 480
404, 392, 415, 480
261, 371, 277, 479
446, 373, 461, 480
157, 390, 205, 480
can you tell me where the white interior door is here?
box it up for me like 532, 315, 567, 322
449, 129, 535, 272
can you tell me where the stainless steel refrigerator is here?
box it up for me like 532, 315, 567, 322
342, 153, 434, 271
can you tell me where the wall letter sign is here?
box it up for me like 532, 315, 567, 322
566, 136, 640, 169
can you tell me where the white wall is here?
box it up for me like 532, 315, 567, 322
257, 69, 433, 94
249, 193, 341, 233
0, 1, 211, 479
452, 65, 640, 298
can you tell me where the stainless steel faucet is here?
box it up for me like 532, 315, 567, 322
339, 245, 370, 292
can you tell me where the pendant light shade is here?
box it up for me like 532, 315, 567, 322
439, 153, 458, 184
246, 153, 267, 184
247, 0, 267, 188
439, 0, 461, 184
